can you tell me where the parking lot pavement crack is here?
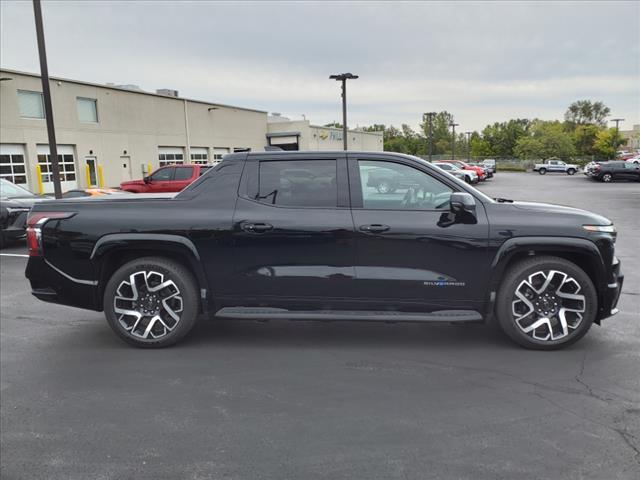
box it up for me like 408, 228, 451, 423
533, 393, 640, 465
404, 356, 617, 402
574, 352, 612, 403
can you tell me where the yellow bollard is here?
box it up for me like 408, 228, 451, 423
36, 164, 44, 195
148, 163, 152, 175
98, 165, 105, 188
85, 164, 92, 187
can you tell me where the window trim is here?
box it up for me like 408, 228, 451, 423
76, 96, 99, 123
241, 154, 349, 210
17, 90, 45, 119
347, 155, 461, 212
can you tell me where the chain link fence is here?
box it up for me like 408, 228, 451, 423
416, 155, 598, 171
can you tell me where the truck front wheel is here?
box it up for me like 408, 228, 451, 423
103, 256, 199, 348
538, 168, 547, 175
495, 256, 597, 350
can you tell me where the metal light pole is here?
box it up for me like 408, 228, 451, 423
465, 131, 472, 161
449, 122, 459, 160
424, 112, 436, 161
611, 118, 625, 159
33, 0, 62, 198
329, 73, 358, 151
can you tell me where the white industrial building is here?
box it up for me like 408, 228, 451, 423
0, 68, 383, 193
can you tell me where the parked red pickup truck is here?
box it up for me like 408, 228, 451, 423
120, 165, 211, 193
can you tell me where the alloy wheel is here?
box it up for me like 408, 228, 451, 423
602, 173, 612, 182
511, 269, 586, 342
377, 182, 392, 194
113, 270, 183, 340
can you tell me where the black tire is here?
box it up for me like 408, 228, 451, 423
0, 232, 5, 250
567, 168, 576, 175
496, 256, 597, 350
103, 256, 199, 348
602, 173, 613, 183
538, 168, 547, 175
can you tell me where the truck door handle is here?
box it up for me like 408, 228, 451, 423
360, 224, 390, 233
242, 223, 273, 233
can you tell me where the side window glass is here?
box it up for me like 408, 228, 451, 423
174, 167, 194, 180
151, 167, 174, 181
358, 160, 452, 210
257, 160, 337, 207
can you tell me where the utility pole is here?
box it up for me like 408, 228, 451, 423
424, 112, 436, 161
33, 0, 62, 198
329, 73, 359, 151
611, 118, 625, 159
465, 131, 472, 161
449, 122, 459, 160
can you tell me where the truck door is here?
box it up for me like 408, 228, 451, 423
347, 154, 491, 312
229, 153, 358, 309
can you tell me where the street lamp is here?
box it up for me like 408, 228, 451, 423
424, 112, 436, 162
32, 0, 62, 198
449, 122, 459, 160
611, 118, 625, 159
329, 73, 358, 151
464, 132, 472, 161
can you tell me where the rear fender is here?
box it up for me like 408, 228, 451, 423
91, 233, 210, 312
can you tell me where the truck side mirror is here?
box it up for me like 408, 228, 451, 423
450, 192, 476, 215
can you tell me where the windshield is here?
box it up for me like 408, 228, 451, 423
0, 179, 35, 198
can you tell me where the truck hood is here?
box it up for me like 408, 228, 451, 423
512, 201, 611, 225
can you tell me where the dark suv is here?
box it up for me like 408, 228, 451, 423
25, 151, 623, 350
588, 161, 640, 182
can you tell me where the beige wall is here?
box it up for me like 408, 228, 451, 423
0, 69, 267, 191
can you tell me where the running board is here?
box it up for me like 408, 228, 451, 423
214, 307, 483, 323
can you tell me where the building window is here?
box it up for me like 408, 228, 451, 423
37, 153, 76, 183
190, 147, 209, 165
18, 90, 45, 119
77, 97, 98, 123
158, 152, 184, 167
212, 148, 229, 164
0, 153, 27, 185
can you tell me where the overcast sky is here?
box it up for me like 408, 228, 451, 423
1, 0, 638, 132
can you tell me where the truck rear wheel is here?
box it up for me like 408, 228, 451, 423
103, 256, 199, 348
496, 256, 597, 350
567, 168, 576, 175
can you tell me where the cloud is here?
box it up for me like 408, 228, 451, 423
1, 0, 638, 131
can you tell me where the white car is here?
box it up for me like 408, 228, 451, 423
625, 155, 640, 164
433, 162, 479, 184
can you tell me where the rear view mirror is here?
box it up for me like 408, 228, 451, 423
450, 192, 476, 215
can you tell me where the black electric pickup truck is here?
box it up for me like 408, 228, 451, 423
25, 151, 623, 349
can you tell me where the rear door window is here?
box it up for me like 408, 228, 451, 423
174, 167, 194, 181
257, 160, 337, 207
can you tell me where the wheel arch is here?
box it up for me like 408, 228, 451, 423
91, 234, 210, 313
486, 236, 607, 323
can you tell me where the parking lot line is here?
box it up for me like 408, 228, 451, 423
0, 253, 28, 258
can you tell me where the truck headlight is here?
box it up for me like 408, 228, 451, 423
583, 225, 616, 233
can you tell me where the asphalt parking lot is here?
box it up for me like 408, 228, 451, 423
1, 172, 639, 480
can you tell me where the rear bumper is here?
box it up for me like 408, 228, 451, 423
598, 258, 624, 322
25, 257, 101, 311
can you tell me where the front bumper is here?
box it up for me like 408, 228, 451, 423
598, 257, 624, 321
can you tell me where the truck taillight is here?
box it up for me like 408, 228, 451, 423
26, 212, 75, 257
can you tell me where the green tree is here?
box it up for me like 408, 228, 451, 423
480, 119, 530, 158
573, 124, 602, 156
324, 122, 343, 129
514, 120, 576, 160
564, 100, 610, 127
592, 128, 625, 159
419, 111, 454, 155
